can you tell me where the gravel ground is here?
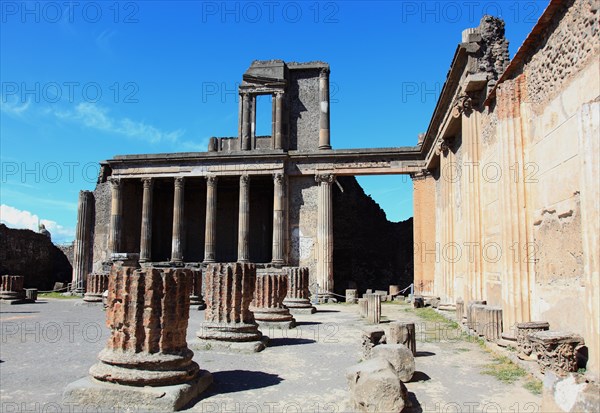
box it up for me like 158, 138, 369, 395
0, 299, 541, 412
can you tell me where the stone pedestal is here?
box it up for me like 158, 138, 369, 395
529, 331, 584, 375
0, 275, 25, 303
195, 263, 266, 352
189, 269, 206, 310
456, 298, 465, 323
64, 266, 212, 411
282, 267, 316, 314
466, 300, 486, 331
516, 321, 550, 359
482, 306, 503, 342
388, 322, 416, 356
346, 289, 358, 304
251, 271, 296, 329
389, 285, 400, 297
83, 273, 109, 303
358, 298, 368, 318
366, 294, 381, 324
24, 288, 37, 302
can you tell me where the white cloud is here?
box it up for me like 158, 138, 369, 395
0, 97, 31, 116
0, 204, 75, 244
54, 102, 184, 144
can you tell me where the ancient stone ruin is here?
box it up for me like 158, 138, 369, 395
251, 270, 296, 329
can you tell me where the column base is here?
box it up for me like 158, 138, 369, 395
63, 371, 212, 412
318, 145, 332, 150
282, 298, 316, 314
196, 321, 263, 342
83, 293, 104, 303
252, 307, 296, 329
191, 337, 268, 353
189, 295, 206, 310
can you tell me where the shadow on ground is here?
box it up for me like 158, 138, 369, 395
208, 370, 283, 394
410, 371, 431, 382
404, 392, 423, 413
268, 338, 317, 347
416, 351, 435, 357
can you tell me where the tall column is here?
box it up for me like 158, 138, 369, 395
250, 95, 256, 148
318, 68, 331, 149
108, 177, 122, 256
171, 177, 185, 263
274, 92, 284, 150
241, 93, 251, 150
238, 93, 243, 140
204, 176, 217, 263
272, 173, 285, 266
139, 178, 153, 263
315, 173, 334, 297
72, 190, 94, 293
237, 175, 250, 262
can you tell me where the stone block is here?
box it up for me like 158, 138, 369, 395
346, 358, 408, 412
516, 321, 550, 359
387, 322, 416, 356
371, 344, 415, 382
346, 289, 358, 303
530, 331, 584, 375
541, 371, 600, 413
358, 298, 368, 318
361, 326, 385, 360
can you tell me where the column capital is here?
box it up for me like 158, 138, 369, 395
240, 174, 250, 186
319, 67, 330, 78
108, 177, 122, 188
273, 172, 285, 185
141, 177, 154, 188
174, 176, 185, 188
315, 173, 335, 184
206, 175, 218, 186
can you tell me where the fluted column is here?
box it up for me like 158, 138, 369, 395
241, 93, 251, 150
272, 173, 285, 266
83, 272, 109, 302
316, 173, 334, 297
274, 92, 284, 150
72, 190, 94, 293
238, 175, 250, 262
89, 266, 200, 386
318, 68, 331, 150
108, 177, 122, 255
196, 263, 265, 352
283, 267, 316, 314
204, 176, 217, 263
171, 177, 185, 263
251, 271, 295, 328
250, 95, 256, 148
139, 178, 153, 263
0, 275, 25, 301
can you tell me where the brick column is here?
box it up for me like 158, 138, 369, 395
283, 267, 316, 314
272, 173, 285, 266
318, 68, 331, 150
65, 266, 212, 411
237, 175, 250, 262
204, 176, 217, 263
189, 269, 206, 310
72, 190, 94, 293
108, 177, 122, 255
315, 173, 334, 299
251, 270, 295, 329
0, 275, 25, 301
196, 263, 266, 352
83, 272, 108, 303
139, 178, 153, 263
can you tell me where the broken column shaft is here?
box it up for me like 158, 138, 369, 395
283, 267, 316, 314
251, 270, 296, 329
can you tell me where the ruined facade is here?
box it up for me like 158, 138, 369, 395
81, 60, 419, 301
413, 0, 599, 381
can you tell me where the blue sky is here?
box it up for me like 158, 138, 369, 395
0, 1, 547, 243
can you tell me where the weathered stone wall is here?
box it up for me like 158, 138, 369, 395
57, 243, 74, 267
333, 176, 413, 296
288, 175, 318, 282
0, 224, 72, 290
288, 69, 320, 151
